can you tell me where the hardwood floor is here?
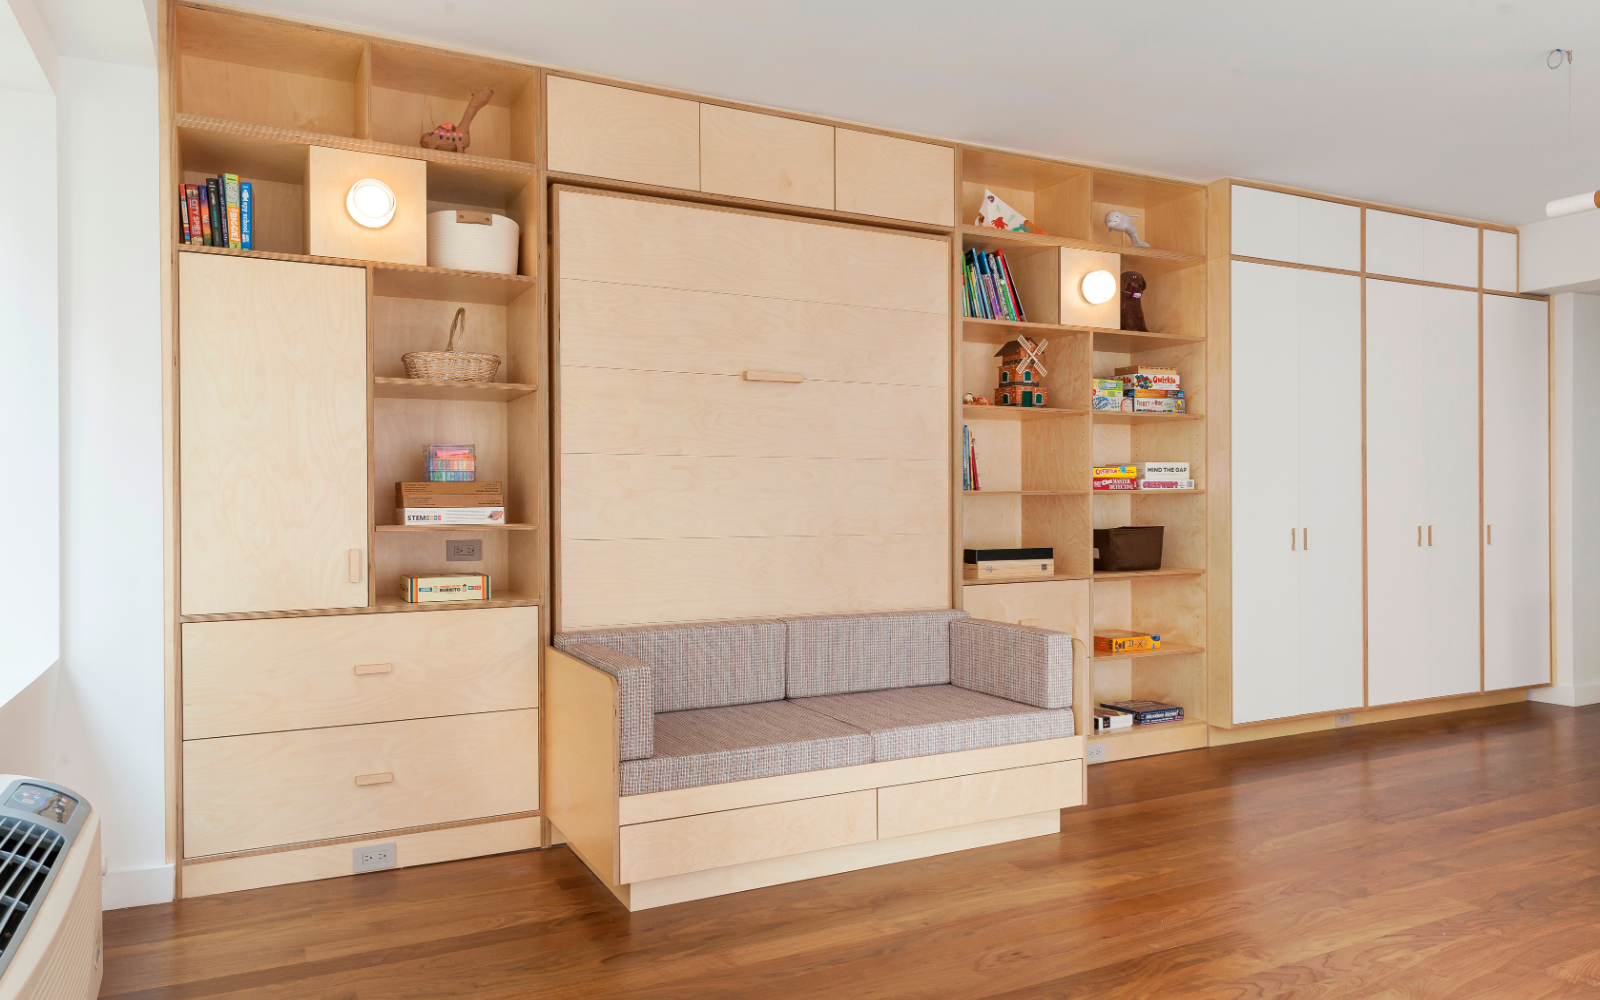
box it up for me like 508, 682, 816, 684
104, 701, 1600, 999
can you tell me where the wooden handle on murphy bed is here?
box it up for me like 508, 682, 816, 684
355, 772, 394, 787
744, 370, 804, 383
354, 663, 393, 676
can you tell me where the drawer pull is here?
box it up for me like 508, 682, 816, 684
744, 370, 804, 383
354, 663, 393, 676
355, 772, 394, 787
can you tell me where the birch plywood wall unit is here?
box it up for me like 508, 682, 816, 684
163, 2, 548, 897
956, 148, 1211, 765
1207, 179, 1551, 748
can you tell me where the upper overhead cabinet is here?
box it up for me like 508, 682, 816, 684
1365, 210, 1479, 287
1482, 228, 1518, 293
545, 77, 954, 226
1230, 185, 1360, 271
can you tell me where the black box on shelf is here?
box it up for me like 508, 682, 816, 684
1093, 526, 1163, 572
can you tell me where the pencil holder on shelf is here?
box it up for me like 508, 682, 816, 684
402, 307, 501, 382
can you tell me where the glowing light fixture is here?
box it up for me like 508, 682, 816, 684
346, 178, 396, 228
1081, 269, 1117, 305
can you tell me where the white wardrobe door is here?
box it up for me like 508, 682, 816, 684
1483, 294, 1551, 689
1366, 211, 1479, 288
1424, 285, 1482, 700
1230, 261, 1301, 724
1366, 279, 1437, 705
1295, 269, 1365, 715
1231, 186, 1360, 271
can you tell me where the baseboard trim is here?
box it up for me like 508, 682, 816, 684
1207, 688, 1529, 747
1528, 682, 1600, 708
103, 864, 175, 910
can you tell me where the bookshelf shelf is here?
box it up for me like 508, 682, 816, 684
1094, 718, 1207, 741
959, 225, 1204, 264
179, 593, 542, 623
373, 593, 540, 612
1092, 489, 1206, 497
1092, 411, 1204, 425
1092, 567, 1205, 582
965, 490, 1089, 497
375, 523, 538, 532
1092, 329, 1205, 353
963, 404, 1087, 421
963, 573, 1091, 588
374, 377, 538, 402
1094, 642, 1205, 661
963, 317, 1202, 353
177, 245, 537, 303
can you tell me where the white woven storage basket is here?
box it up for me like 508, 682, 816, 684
427, 210, 520, 275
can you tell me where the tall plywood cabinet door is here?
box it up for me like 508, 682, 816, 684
179, 253, 368, 615
1366, 279, 1480, 705
1483, 294, 1551, 689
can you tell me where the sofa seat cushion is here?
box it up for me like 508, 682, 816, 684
555, 618, 786, 713
620, 701, 872, 797
792, 685, 1074, 762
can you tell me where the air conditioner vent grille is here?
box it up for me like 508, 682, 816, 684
0, 816, 65, 968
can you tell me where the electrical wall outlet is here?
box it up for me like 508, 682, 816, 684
446, 538, 482, 562
1335, 712, 1354, 727
1086, 742, 1106, 763
354, 842, 397, 873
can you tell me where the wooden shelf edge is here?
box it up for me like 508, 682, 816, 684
375, 523, 538, 532
180, 595, 541, 623
962, 404, 1089, 420
177, 243, 536, 286
962, 573, 1091, 587
1092, 718, 1206, 739
963, 316, 1202, 346
1092, 642, 1206, 661
1092, 489, 1205, 496
175, 113, 540, 177
964, 490, 1089, 497
373, 377, 539, 401
960, 225, 1203, 263
1091, 568, 1205, 582
1091, 411, 1205, 424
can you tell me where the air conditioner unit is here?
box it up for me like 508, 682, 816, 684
0, 777, 101, 1000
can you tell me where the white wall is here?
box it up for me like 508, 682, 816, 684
51, 54, 169, 907
0, 664, 58, 780
1534, 293, 1600, 707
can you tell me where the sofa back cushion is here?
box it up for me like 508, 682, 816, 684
784, 609, 970, 699
554, 618, 786, 713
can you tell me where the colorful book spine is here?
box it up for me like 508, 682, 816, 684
204, 177, 222, 246
997, 251, 1026, 322
982, 256, 1003, 319
223, 173, 242, 248
184, 186, 204, 245
1092, 479, 1140, 491
993, 253, 1017, 321
969, 432, 980, 491
962, 425, 972, 491
1093, 465, 1138, 479
178, 185, 191, 243
239, 182, 253, 250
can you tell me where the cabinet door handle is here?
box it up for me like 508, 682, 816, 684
1428, 525, 1433, 546
1487, 524, 1492, 544
1303, 527, 1308, 550
354, 663, 393, 676
349, 549, 364, 584
1417, 526, 1422, 547
355, 772, 393, 787
1291, 528, 1297, 551
744, 370, 804, 383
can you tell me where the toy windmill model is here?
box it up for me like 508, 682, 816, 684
421, 88, 494, 153
993, 334, 1050, 407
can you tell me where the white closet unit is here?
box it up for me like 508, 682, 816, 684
1229, 261, 1364, 724
1230, 186, 1361, 272
1366, 279, 1481, 705
1364, 211, 1479, 288
1483, 294, 1551, 689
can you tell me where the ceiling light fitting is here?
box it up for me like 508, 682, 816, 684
346, 178, 396, 228
1081, 269, 1117, 305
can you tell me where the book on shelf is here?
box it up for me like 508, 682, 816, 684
1142, 462, 1189, 477
395, 481, 503, 507
1094, 707, 1134, 733
399, 507, 505, 525
1093, 479, 1140, 491
401, 573, 491, 603
179, 175, 255, 248
1094, 630, 1161, 654
961, 425, 971, 491
1138, 479, 1195, 490
962, 248, 1026, 322
1093, 465, 1138, 479
1100, 699, 1184, 725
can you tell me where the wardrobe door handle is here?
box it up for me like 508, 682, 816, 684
354, 663, 393, 676
1302, 527, 1308, 550
1417, 526, 1422, 547
744, 370, 804, 383
1428, 525, 1433, 546
1487, 524, 1492, 544
1291, 528, 1296, 551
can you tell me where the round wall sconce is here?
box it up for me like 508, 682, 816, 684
1081, 269, 1117, 305
346, 178, 396, 229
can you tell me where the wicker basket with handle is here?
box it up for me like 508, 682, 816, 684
402, 307, 501, 382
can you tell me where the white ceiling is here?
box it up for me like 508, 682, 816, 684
234, 0, 1600, 226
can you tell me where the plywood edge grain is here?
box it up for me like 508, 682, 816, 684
543, 646, 621, 884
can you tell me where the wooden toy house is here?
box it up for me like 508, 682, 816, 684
995, 338, 1048, 407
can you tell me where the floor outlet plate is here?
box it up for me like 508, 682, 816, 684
1086, 742, 1107, 763
354, 842, 398, 873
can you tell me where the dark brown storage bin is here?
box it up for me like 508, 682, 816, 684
1093, 526, 1164, 572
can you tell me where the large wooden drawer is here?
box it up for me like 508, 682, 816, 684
876, 760, 1083, 840
183, 709, 538, 858
181, 607, 539, 739
618, 789, 876, 884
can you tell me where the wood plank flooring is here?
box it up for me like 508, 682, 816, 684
103, 701, 1600, 998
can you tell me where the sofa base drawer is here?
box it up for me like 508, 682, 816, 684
877, 759, 1083, 840
619, 789, 876, 884
183, 709, 539, 858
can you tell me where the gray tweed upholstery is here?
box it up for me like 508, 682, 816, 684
620, 701, 872, 796
562, 643, 655, 761
555, 618, 786, 713
793, 684, 1074, 761
783, 609, 970, 699
950, 618, 1073, 709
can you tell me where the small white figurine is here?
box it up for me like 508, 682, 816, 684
1104, 210, 1150, 248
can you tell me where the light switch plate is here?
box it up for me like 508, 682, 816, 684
354, 842, 397, 873
446, 538, 482, 562
1335, 712, 1354, 727
1086, 742, 1106, 763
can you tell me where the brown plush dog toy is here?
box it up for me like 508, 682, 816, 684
1121, 271, 1148, 332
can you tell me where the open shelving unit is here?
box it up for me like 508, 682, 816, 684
955, 146, 1209, 764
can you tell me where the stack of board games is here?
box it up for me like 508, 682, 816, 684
400, 573, 490, 603
395, 481, 505, 525
1091, 366, 1186, 414
1093, 465, 1139, 491
1093, 463, 1195, 491
1093, 707, 1134, 733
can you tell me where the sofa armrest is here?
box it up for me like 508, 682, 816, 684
950, 619, 1072, 709
562, 643, 655, 761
